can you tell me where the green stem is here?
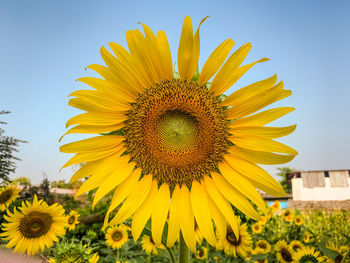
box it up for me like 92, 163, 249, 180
179, 232, 190, 263
167, 247, 176, 263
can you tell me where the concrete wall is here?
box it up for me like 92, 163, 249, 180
292, 177, 350, 201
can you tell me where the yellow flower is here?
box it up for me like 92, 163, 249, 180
89, 253, 99, 263
275, 240, 295, 263
254, 259, 267, 263
141, 235, 164, 255
253, 240, 271, 254
66, 210, 80, 230
293, 246, 322, 262
195, 226, 204, 245
48, 259, 56, 263
258, 215, 267, 225
195, 246, 208, 260
0, 184, 21, 211
303, 232, 310, 243
271, 201, 281, 212
0, 195, 66, 255
282, 209, 293, 222
60, 16, 297, 251
294, 215, 303, 226
105, 225, 128, 249
251, 222, 263, 234
289, 240, 304, 252
220, 216, 252, 258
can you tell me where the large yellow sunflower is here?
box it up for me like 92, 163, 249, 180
66, 210, 80, 230
105, 225, 129, 249
0, 184, 21, 211
0, 195, 66, 255
60, 16, 297, 251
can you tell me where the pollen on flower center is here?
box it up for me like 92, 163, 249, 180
19, 211, 53, 238
124, 79, 229, 186
157, 110, 199, 152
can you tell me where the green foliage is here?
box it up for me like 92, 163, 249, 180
0, 111, 26, 182
277, 167, 294, 193
14, 176, 31, 186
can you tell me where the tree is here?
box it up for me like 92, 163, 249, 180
277, 167, 294, 194
14, 176, 31, 186
0, 111, 26, 183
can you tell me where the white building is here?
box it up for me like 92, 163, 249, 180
291, 170, 350, 201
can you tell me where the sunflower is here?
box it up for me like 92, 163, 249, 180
271, 201, 281, 212
141, 235, 164, 255
0, 184, 21, 211
105, 225, 128, 249
303, 232, 310, 243
294, 215, 303, 226
282, 209, 293, 223
60, 16, 297, 251
0, 195, 66, 255
258, 215, 267, 225
195, 226, 204, 245
289, 240, 304, 252
66, 210, 80, 230
195, 246, 208, 260
251, 222, 263, 234
253, 240, 271, 254
254, 259, 267, 263
293, 246, 322, 263
275, 240, 295, 263
221, 216, 252, 258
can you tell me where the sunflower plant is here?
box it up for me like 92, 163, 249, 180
60, 16, 297, 262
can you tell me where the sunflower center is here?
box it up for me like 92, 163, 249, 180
0, 190, 13, 204
19, 211, 53, 238
281, 248, 293, 262
259, 243, 267, 249
226, 231, 240, 246
68, 216, 75, 225
112, 230, 123, 242
157, 110, 199, 152
124, 79, 229, 186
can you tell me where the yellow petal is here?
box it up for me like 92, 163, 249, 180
222, 74, 277, 106
92, 155, 135, 207
167, 184, 181, 247
59, 123, 124, 142
210, 43, 252, 95
178, 16, 208, 80
190, 180, 216, 246
68, 98, 107, 113
132, 180, 158, 241
156, 31, 173, 80
231, 125, 297, 139
69, 90, 130, 111
60, 135, 123, 153
61, 143, 124, 169
226, 82, 284, 119
205, 188, 227, 243
178, 185, 196, 252
105, 168, 142, 226
219, 161, 267, 213
211, 172, 260, 220
203, 176, 239, 238
70, 160, 99, 183
77, 77, 135, 102
86, 64, 119, 83
151, 183, 170, 245
66, 112, 126, 128
225, 153, 286, 197
229, 146, 295, 165
109, 174, 153, 225
231, 135, 298, 155
229, 107, 295, 127
126, 30, 161, 83
199, 39, 235, 86
100, 46, 142, 94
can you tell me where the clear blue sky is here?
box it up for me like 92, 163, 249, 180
1, 0, 349, 184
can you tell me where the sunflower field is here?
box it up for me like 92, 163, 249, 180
0, 184, 349, 263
